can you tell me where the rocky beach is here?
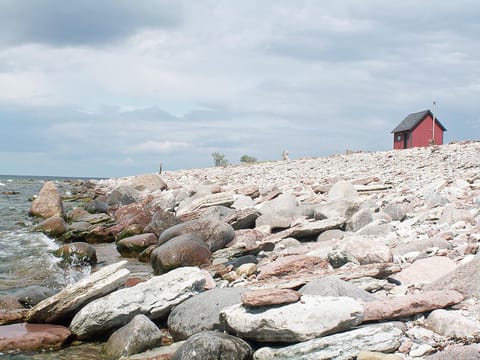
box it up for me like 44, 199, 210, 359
2, 140, 480, 359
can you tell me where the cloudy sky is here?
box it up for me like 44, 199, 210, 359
1, 1, 479, 177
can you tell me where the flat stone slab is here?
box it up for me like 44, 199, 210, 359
27, 261, 129, 324
253, 322, 404, 360
363, 290, 464, 321
220, 295, 363, 342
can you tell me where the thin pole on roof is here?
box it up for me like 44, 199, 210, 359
432, 101, 436, 145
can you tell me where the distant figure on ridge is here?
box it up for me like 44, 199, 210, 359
282, 150, 289, 161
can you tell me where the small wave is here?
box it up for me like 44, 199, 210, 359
0, 183, 5, 186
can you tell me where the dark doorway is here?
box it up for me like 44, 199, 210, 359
403, 132, 409, 149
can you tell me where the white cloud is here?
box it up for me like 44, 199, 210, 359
127, 140, 192, 154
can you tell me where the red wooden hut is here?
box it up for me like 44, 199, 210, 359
392, 110, 447, 149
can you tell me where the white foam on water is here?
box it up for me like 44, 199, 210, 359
0, 182, 5, 186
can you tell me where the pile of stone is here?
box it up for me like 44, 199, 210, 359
2, 141, 480, 359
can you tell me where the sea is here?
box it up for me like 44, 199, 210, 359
0, 175, 109, 359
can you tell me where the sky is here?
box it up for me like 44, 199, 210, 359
0, 1, 479, 178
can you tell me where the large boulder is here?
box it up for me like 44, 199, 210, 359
27, 261, 129, 324
168, 287, 246, 341
299, 276, 377, 302
314, 199, 360, 220
69, 267, 208, 340
220, 295, 363, 342
0, 323, 71, 352
102, 314, 164, 358
29, 181, 64, 219
346, 209, 374, 232
173, 331, 252, 360
116, 233, 158, 258
150, 234, 211, 275
253, 322, 404, 360
159, 219, 235, 252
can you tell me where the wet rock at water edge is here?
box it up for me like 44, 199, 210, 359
33, 215, 68, 237
29, 181, 65, 219
0, 322, 71, 352
54, 242, 97, 265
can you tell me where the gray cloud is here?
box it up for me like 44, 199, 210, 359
0, 0, 183, 46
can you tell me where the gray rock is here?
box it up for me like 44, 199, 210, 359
327, 180, 358, 201
27, 261, 129, 324
150, 233, 211, 275
125, 341, 185, 360
424, 344, 480, 360
107, 186, 140, 206
333, 236, 393, 265
85, 199, 108, 214
158, 219, 235, 252
258, 193, 299, 218
327, 249, 360, 268
103, 314, 163, 358
220, 295, 363, 342
12, 285, 56, 308
69, 266, 206, 340
177, 192, 235, 217
346, 209, 374, 232
255, 214, 292, 230
253, 322, 404, 360
383, 203, 406, 222
425, 309, 480, 338
226, 208, 260, 230
225, 255, 258, 269
317, 229, 345, 242
314, 199, 360, 220
299, 276, 377, 302
357, 221, 393, 236
168, 287, 246, 341
173, 331, 252, 360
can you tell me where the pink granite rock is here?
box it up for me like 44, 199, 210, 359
363, 290, 464, 321
241, 289, 301, 307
